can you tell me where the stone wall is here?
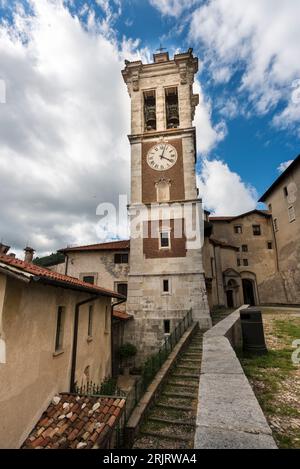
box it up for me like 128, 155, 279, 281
194, 306, 277, 449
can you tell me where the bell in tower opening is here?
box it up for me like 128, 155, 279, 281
144, 90, 156, 131
165, 87, 179, 128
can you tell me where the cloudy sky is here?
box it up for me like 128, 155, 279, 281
0, 0, 299, 256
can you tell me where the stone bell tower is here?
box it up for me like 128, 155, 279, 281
122, 49, 211, 361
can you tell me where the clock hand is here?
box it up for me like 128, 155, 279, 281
161, 155, 173, 162
160, 144, 167, 159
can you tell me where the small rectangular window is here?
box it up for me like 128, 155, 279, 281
55, 306, 65, 352
116, 283, 128, 298
283, 186, 288, 197
104, 306, 110, 333
253, 225, 261, 236
242, 245, 248, 252
164, 319, 170, 334
114, 253, 129, 264
144, 90, 156, 131
163, 279, 169, 293
274, 218, 279, 232
88, 305, 93, 337
160, 231, 170, 248
83, 275, 95, 285
234, 225, 243, 234
288, 205, 296, 223
267, 242, 273, 250
210, 257, 215, 277
243, 259, 249, 266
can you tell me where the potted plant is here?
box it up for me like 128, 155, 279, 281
118, 343, 137, 376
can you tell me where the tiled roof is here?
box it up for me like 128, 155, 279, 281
209, 237, 239, 250
22, 393, 126, 449
259, 154, 300, 202
113, 310, 133, 321
209, 209, 271, 222
0, 254, 124, 299
59, 240, 130, 253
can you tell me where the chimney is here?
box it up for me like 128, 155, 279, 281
8, 253, 16, 258
24, 246, 35, 263
0, 243, 10, 255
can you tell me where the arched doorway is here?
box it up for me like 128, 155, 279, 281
242, 279, 256, 306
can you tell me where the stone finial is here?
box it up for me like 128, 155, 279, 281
24, 246, 35, 263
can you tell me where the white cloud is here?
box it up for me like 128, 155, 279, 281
194, 79, 227, 154
198, 159, 257, 215
149, 0, 199, 17
0, 0, 148, 255
277, 160, 294, 174
189, 0, 300, 130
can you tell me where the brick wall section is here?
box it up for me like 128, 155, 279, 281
142, 139, 184, 203
143, 219, 187, 259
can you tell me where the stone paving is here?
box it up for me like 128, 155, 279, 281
133, 327, 203, 449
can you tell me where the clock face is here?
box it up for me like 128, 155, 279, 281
147, 143, 178, 171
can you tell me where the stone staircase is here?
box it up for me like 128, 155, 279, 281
133, 327, 203, 449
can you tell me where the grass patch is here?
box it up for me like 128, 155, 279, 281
238, 313, 300, 449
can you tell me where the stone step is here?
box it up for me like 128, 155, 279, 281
176, 365, 200, 371
156, 403, 194, 411
140, 431, 191, 443
167, 381, 199, 389
172, 373, 200, 379
149, 417, 196, 427
162, 391, 196, 399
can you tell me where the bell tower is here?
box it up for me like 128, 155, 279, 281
122, 49, 211, 361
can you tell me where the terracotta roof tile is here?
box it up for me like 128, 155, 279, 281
113, 310, 133, 321
60, 240, 130, 253
22, 393, 126, 449
0, 254, 124, 299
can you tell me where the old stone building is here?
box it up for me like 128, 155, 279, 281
0, 254, 123, 448
259, 155, 300, 304
204, 210, 278, 308
121, 49, 211, 361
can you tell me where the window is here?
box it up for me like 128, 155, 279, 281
234, 225, 243, 234
210, 257, 215, 277
104, 306, 109, 333
237, 258, 241, 267
268, 203, 272, 212
114, 253, 129, 264
55, 306, 65, 352
243, 259, 249, 266
274, 218, 279, 232
160, 231, 170, 249
83, 275, 95, 285
267, 242, 273, 250
164, 320, 170, 335
242, 245, 248, 252
88, 305, 93, 338
116, 283, 128, 298
163, 279, 169, 293
165, 87, 179, 129
283, 186, 288, 197
144, 90, 156, 131
288, 205, 296, 223
253, 225, 261, 236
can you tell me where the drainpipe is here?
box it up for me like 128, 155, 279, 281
64, 253, 69, 276
70, 294, 101, 392
111, 298, 127, 377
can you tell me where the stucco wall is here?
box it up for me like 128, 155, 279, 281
0, 275, 111, 448
263, 164, 300, 304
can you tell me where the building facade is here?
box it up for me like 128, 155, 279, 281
204, 210, 278, 308
121, 49, 211, 361
0, 254, 122, 448
259, 155, 300, 304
